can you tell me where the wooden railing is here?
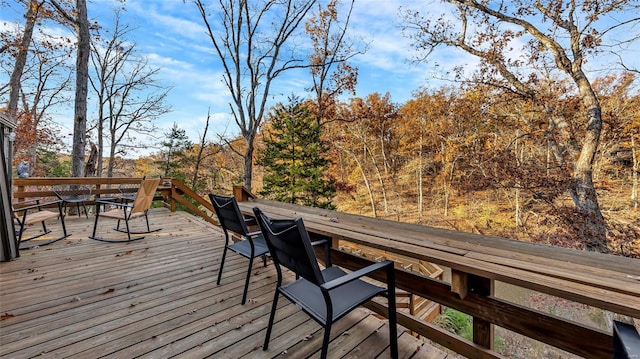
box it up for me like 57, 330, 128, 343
229, 186, 640, 359
12, 178, 640, 358
13, 177, 153, 203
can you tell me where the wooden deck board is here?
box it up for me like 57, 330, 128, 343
1, 208, 448, 359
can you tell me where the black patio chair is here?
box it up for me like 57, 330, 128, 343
52, 184, 91, 218
209, 194, 269, 305
13, 198, 70, 249
614, 320, 640, 359
252, 207, 398, 359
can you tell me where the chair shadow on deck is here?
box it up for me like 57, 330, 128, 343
253, 207, 398, 359
89, 178, 161, 243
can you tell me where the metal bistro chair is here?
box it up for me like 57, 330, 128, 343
208, 194, 269, 305
252, 207, 398, 359
90, 178, 161, 242
52, 184, 91, 218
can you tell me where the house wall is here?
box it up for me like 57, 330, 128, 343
1, 113, 18, 261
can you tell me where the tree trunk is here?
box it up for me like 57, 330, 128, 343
417, 129, 423, 218
571, 80, 607, 251
71, 0, 90, 177
632, 135, 638, 210
7, 0, 40, 121
366, 146, 389, 214
192, 113, 210, 190
107, 131, 117, 178
84, 142, 97, 177
243, 141, 254, 190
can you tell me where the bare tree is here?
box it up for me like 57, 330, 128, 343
5, 0, 43, 123
50, 0, 91, 178
191, 109, 213, 190
1, 1, 74, 173
89, 10, 171, 177
403, 0, 640, 252
195, 0, 316, 190
305, 0, 363, 126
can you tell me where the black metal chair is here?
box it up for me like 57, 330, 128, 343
209, 194, 269, 305
252, 207, 398, 359
13, 199, 70, 249
614, 320, 640, 359
52, 184, 91, 218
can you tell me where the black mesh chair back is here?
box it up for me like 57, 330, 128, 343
255, 212, 323, 285
253, 207, 398, 359
210, 194, 251, 236
209, 194, 269, 305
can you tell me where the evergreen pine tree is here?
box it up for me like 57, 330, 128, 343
259, 98, 335, 209
159, 122, 192, 182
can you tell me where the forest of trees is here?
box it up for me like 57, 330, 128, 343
1, 0, 639, 256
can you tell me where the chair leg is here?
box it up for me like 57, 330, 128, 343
320, 325, 332, 359
387, 266, 399, 359
16, 222, 25, 246
91, 207, 101, 238
124, 218, 132, 241
144, 211, 151, 232
58, 202, 68, 238
241, 256, 254, 304
217, 245, 229, 285
40, 219, 48, 234
263, 291, 280, 351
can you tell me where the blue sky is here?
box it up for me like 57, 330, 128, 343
2, 0, 447, 152
1, 0, 638, 155
106, 0, 447, 146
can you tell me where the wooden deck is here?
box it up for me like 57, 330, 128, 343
1, 208, 449, 359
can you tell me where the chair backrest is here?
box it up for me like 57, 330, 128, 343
119, 176, 146, 197
253, 207, 324, 286
208, 194, 250, 236
130, 178, 161, 214
52, 184, 91, 199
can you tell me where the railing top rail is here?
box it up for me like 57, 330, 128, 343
14, 177, 147, 186
236, 197, 640, 319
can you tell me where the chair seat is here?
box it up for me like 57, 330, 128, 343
228, 235, 270, 258
21, 210, 60, 225
99, 208, 146, 220
63, 195, 90, 203
280, 266, 386, 324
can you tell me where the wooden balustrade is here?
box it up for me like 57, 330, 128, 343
11, 178, 640, 358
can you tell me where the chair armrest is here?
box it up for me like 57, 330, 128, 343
321, 260, 393, 291
310, 238, 328, 247
95, 198, 133, 209
13, 199, 62, 212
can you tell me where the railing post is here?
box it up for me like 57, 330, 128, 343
233, 185, 254, 202
17, 184, 24, 202
169, 178, 176, 212
469, 274, 494, 350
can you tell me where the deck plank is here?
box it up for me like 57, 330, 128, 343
1, 208, 445, 359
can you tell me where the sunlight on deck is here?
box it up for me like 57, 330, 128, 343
1, 208, 447, 358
